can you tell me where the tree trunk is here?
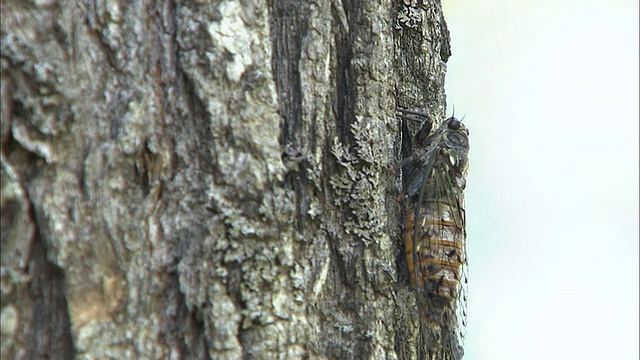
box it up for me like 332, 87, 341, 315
1, 0, 453, 359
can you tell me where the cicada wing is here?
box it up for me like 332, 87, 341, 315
440, 137, 469, 352
410, 148, 439, 291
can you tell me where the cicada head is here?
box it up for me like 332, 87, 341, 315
439, 117, 470, 178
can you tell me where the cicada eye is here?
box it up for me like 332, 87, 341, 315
448, 118, 461, 130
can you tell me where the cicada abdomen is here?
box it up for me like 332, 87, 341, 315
398, 108, 469, 359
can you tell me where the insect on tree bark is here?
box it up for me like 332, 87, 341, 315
398, 108, 470, 360
1, 0, 458, 358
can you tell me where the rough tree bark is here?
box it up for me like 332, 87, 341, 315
1, 0, 452, 359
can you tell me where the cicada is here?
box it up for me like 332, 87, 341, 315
397, 108, 469, 360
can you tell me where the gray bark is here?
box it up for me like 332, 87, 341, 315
1, 0, 452, 359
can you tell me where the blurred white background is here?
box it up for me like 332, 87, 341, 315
442, 1, 639, 359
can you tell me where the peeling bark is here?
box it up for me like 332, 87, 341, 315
1, 0, 453, 358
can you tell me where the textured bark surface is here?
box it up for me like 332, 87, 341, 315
1, 0, 451, 359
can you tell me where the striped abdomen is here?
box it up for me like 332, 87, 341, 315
404, 199, 466, 302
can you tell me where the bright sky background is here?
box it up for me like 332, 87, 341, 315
442, 1, 639, 359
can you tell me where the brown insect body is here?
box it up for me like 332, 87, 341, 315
404, 203, 465, 302
398, 108, 469, 359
